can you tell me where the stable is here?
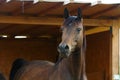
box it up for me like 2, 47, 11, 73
0, 0, 119, 80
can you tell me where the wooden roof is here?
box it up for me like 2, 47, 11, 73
0, 1, 119, 38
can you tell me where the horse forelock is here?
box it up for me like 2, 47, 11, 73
63, 16, 79, 27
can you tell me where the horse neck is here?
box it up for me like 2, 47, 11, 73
58, 47, 84, 79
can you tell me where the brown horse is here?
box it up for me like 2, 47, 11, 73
9, 8, 87, 80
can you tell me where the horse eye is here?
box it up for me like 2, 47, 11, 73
76, 28, 81, 32
69, 23, 72, 26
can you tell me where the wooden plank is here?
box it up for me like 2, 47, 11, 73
12, 2, 33, 16
112, 19, 119, 80
0, 15, 113, 26
0, 15, 63, 26
118, 19, 120, 79
70, 4, 90, 14
38, 3, 63, 16
85, 27, 110, 35
83, 19, 113, 27
90, 5, 119, 18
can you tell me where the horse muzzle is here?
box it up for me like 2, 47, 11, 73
57, 43, 70, 58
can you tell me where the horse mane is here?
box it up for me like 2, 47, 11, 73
83, 26, 86, 52
9, 58, 28, 80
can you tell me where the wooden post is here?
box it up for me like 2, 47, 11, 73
112, 19, 120, 80
118, 19, 120, 79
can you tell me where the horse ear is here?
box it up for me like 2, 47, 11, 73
77, 8, 82, 20
64, 8, 69, 19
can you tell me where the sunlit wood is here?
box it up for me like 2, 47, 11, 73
112, 19, 120, 80
0, 15, 113, 27
85, 27, 110, 35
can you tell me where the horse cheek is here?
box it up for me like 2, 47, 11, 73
78, 32, 83, 47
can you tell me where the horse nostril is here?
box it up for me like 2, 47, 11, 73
65, 45, 69, 50
58, 44, 69, 51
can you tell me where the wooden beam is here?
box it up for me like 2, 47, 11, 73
119, 20, 120, 79
85, 27, 110, 35
83, 19, 113, 27
90, 5, 119, 18
112, 19, 120, 80
12, 2, 33, 16
38, 3, 63, 16
0, 16, 64, 25
0, 15, 113, 27
70, 3, 90, 14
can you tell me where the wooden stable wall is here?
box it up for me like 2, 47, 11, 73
86, 31, 111, 80
0, 38, 58, 80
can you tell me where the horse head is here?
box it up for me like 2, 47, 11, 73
58, 8, 84, 58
